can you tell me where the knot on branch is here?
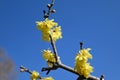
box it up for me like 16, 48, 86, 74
41, 62, 59, 75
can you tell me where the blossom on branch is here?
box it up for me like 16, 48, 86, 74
36, 18, 62, 42
30, 71, 54, 80
42, 49, 56, 66
31, 71, 40, 80
74, 48, 93, 78
41, 77, 54, 80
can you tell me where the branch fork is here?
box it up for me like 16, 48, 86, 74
41, 35, 102, 80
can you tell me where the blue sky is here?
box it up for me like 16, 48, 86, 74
0, 0, 120, 80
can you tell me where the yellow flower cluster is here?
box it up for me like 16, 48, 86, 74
31, 71, 40, 80
74, 48, 93, 78
36, 18, 62, 42
42, 49, 56, 66
41, 77, 54, 80
30, 71, 54, 80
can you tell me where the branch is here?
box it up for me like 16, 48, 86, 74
20, 65, 32, 74
20, 66, 42, 79
41, 62, 58, 75
43, 0, 56, 19
42, 62, 100, 80
51, 0, 55, 4
49, 35, 59, 63
80, 42, 83, 50
58, 63, 100, 80
41, 35, 102, 80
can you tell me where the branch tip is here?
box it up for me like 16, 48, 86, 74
80, 42, 83, 50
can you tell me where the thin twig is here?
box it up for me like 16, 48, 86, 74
20, 66, 32, 74
43, 0, 56, 19
52, 0, 55, 4
20, 66, 42, 79
80, 42, 83, 50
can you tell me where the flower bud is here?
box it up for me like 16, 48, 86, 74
20, 68, 25, 72
47, 4, 51, 8
51, 9, 56, 13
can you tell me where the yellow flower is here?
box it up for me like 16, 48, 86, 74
42, 49, 56, 66
36, 18, 62, 42
74, 48, 93, 78
80, 48, 92, 60
51, 26, 62, 41
41, 77, 54, 80
31, 71, 40, 80
36, 18, 58, 30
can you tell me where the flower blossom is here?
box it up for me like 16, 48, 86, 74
74, 48, 93, 78
42, 49, 56, 66
31, 71, 40, 80
41, 77, 54, 80
36, 18, 62, 42
30, 71, 54, 80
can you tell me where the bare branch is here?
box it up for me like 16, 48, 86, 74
58, 63, 100, 80
49, 35, 59, 63
51, 0, 55, 4
20, 66, 32, 74
41, 65, 58, 75
20, 66, 42, 79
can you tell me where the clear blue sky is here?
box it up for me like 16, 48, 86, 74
0, 0, 120, 80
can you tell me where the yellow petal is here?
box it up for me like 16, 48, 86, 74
42, 77, 54, 80
36, 19, 62, 42
31, 71, 40, 80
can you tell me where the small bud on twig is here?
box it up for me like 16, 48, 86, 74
100, 74, 104, 80
80, 42, 83, 50
50, 9, 56, 13
20, 68, 25, 72
47, 4, 51, 8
